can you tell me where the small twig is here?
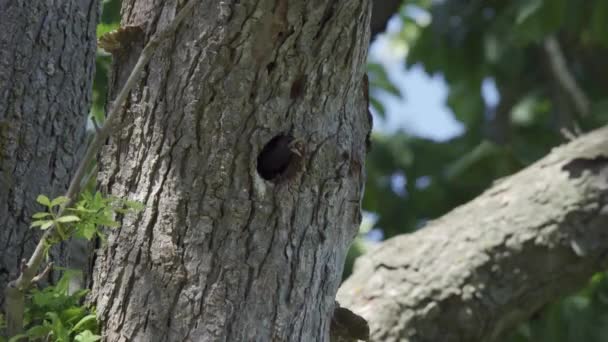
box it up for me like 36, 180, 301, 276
544, 35, 591, 118
4, 0, 197, 336
560, 124, 583, 142
31, 263, 54, 285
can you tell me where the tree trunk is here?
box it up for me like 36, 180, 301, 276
337, 126, 608, 342
0, 0, 99, 305
91, 1, 372, 341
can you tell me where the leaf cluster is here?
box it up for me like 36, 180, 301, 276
2, 191, 142, 340
1, 271, 100, 342
31, 192, 143, 247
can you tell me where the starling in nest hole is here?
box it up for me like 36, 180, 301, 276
257, 134, 304, 181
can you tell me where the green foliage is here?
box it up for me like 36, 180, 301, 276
68, 191, 143, 242
31, 195, 81, 241
361, 0, 608, 255
92, 0, 122, 124
9, 271, 101, 342
509, 273, 608, 342
31, 192, 143, 245
358, 0, 608, 340
11, 191, 142, 341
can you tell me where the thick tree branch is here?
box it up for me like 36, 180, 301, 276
338, 125, 608, 341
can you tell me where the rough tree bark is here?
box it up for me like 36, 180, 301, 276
337, 125, 608, 342
91, 1, 372, 341
0, 0, 99, 305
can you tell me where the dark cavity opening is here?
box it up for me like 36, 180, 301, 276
257, 134, 297, 181
266, 62, 276, 74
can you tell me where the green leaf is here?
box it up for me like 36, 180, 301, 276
32, 212, 52, 219
56, 215, 81, 223
94, 192, 103, 205
71, 315, 98, 334
36, 194, 51, 207
8, 334, 28, 342
46, 312, 70, 342
68, 207, 97, 214
25, 324, 52, 339
96, 22, 119, 38
41, 220, 55, 230
74, 330, 102, 342
72, 288, 90, 300
31, 220, 51, 228
31, 289, 54, 307
50, 196, 70, 207
61, 307, 86, 326
76, 223, 98, 241
81, 191, 94, 203
37, 221, 55, 230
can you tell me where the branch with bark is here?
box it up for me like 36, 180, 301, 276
337, 125, 608, 341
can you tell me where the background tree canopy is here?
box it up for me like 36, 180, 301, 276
93, 0, 608, 340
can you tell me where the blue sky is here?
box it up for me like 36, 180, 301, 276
369, 16, 500, 141
362, 15, 502, 241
